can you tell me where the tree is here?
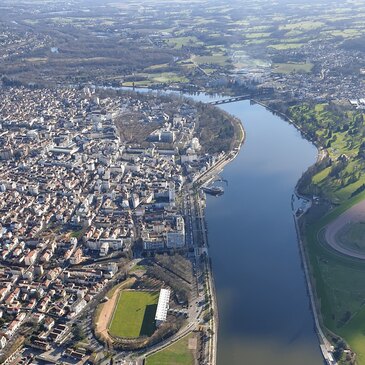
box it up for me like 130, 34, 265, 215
73, 325, 86, 341
333, 340, 346, 361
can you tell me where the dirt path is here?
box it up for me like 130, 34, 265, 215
94, 277, 136, 343
324, 199, 365, 259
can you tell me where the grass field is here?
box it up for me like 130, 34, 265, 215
338, 307, 365, 365
273, 62, 313, 74
192, 54, 229, 66
268, 43, 304, 50
146, 333, 195, 365
322, 29, 362, 39
289, 102, 365, 204
304, 191, 365, 364
279, 20, 325, 31
108, 290, 159, 338
166, 36, 202, 49
245, 32, 271, 39
273, 36, 365, 363
124, 71, 188, 86
150, 72, 189, 83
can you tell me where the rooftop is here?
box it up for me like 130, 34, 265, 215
155, 288, 170, 323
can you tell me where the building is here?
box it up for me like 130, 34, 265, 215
166, 216, 185, 248
25, 250, 37, 266
160, 130, 175, 143
143, 238, 165, 250
70, 248, 82, 265
168, 181, 175, 204
99, 241, 109, 256
0, 336, 7, 349
68, 299, 87, 318
155, 288, 170, 326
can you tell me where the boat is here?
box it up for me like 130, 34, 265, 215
202, 186, 224, 196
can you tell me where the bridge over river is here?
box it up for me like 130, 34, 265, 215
209, 95, 249, 105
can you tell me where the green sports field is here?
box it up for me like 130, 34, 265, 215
108, 290, 159, 338
146, 333, 195, 365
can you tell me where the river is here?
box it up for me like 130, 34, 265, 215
201, 99, 324, 365
106, 87, 323, 364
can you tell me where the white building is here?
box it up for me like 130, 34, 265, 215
155, 288, 171, 326
68, 299, 87, 318
99, 241, 109, 256
0, 336, 7, 349
169, 181, 175, 204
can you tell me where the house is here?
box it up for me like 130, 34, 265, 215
70, 248, 82, 265
0, 336, 7, 349
25, 250, 37, 266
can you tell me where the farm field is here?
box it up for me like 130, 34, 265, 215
272, 62, 313, 74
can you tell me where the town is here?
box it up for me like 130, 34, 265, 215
3, 1, 365, 365
0, 85, 240, 364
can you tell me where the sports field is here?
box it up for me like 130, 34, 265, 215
146, 333, 196, 365
108, 290, 159, 338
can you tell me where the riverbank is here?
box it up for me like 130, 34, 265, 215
303, 190, 365, 365
194, 117, 245, 187
192, 107, 245, 365
293, 213, 337, 365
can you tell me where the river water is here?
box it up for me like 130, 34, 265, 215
201, 99, 324, 365
111, 87, 323, 364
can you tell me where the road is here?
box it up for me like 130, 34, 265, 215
194, 195, 218, 365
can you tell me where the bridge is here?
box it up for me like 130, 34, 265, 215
209, 95, 249, 105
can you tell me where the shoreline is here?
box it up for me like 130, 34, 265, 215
293, 215, 337, 365
193, 107, 245, 365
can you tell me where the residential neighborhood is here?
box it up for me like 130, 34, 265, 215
0, 85, 222, 364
